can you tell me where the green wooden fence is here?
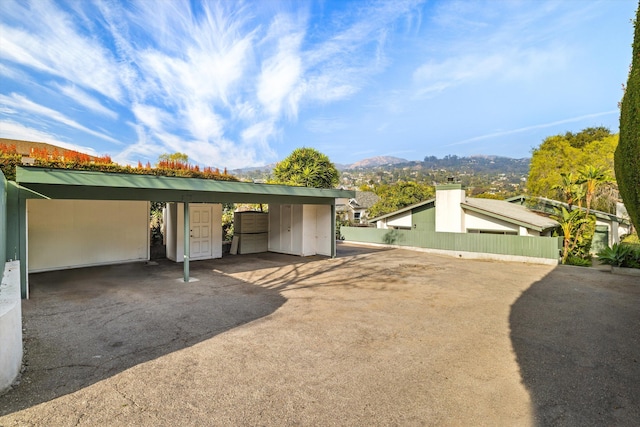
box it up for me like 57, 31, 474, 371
340, 226, 561, 260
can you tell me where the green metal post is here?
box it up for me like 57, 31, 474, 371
183, 201, 190, 282
331, 202, 336, 258
6, 182, 27, 298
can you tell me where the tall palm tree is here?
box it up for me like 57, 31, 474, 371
552, 172, 580, 210
552, 206, 589, 264
577, 165, 609, 217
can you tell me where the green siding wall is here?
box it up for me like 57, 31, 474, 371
1, 170, 6, 265
340, 226, 561, 260
412, 204, 435, 232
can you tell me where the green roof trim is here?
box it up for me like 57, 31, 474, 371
369, 198, 435, 223
16, 167, 354, 204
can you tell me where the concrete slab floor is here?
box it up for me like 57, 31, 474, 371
1, 243, 639, 426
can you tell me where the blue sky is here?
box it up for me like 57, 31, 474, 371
0, 0, 636, 169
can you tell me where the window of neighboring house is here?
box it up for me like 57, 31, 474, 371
467, 229, 518, 236
354, 212, 361, 221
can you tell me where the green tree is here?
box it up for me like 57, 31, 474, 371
528, 129, 618, 212
616, 3, 640, 233
272, 148, 339, 188
564, 126, 612, 149
157, 152, 189, 165
369, 182, 434, 218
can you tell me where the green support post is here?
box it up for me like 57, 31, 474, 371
331, 202, 336, 258
183, 201, 190, 282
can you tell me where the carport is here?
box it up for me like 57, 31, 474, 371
8, 166, 353, 299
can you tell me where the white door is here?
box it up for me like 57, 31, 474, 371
316, 205, 331, 256
190, 205, 212, 259
280, 204, 292, 254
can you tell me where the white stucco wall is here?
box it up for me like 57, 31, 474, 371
377, 211, 412, 229
0, 261, 22, 393
27, 200, 149, 272
464, 210, 525, 235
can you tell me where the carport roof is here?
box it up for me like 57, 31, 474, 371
16, 166, 354, 204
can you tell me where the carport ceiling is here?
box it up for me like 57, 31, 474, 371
16, 166, 354, 204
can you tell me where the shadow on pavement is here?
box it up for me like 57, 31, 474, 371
0, 260, 286, 415
509, 265, 640, 426
1, 243, 384, 416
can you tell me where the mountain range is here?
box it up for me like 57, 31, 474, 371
233, 154, 530, 174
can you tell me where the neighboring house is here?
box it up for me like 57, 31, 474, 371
371, 184, 558, 237
336, 190, 380, 224
507, 195, 632, 252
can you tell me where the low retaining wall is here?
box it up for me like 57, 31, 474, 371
0, 260, 22, 393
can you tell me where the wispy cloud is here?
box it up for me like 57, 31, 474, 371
413, 47, 567, 96
305, 117, 348, 133
0, 93, 121, 145
1, 0, 623, 166
447, 110, 619, 147
0, 0, 123, 102
56, 84, 118, 120
0, 119, 99, 154
412, 0, 581, 96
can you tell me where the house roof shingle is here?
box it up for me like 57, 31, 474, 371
462, 197, 558, 232
352, 191, 380, 209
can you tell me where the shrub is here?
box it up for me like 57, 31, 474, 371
597, 243, 640, 268
566, 255, 593, 267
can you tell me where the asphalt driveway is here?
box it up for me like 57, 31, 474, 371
1, 243, 639, 426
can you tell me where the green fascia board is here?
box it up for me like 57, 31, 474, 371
16, 167, 354, 204
461, 202, 550, 232
369, 198, 435, 223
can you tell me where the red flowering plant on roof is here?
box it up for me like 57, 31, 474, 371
2, 142, 238, 182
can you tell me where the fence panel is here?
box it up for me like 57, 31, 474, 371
340, 226, 560, 260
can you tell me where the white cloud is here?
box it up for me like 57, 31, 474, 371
0, 119, 99, 154
305, 117, 348, 133
0, 0, 123, 102
257, 14, 305, 118
56, 84, 118, 120
413, 47, 567, 96
447, 110, 619, 147
0, 63, 28, 82
131, 104, 173, 132
0, 0, 430, 167
413, 0, 576, 96
0, 93, 121, 145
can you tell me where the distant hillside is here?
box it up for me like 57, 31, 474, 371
232, 154, 531, 197
421, 155, 530, 174
339, 154, 531, 198
347, 156, 408, 169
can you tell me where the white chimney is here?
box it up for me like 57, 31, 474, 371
435, 184, 465, 232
